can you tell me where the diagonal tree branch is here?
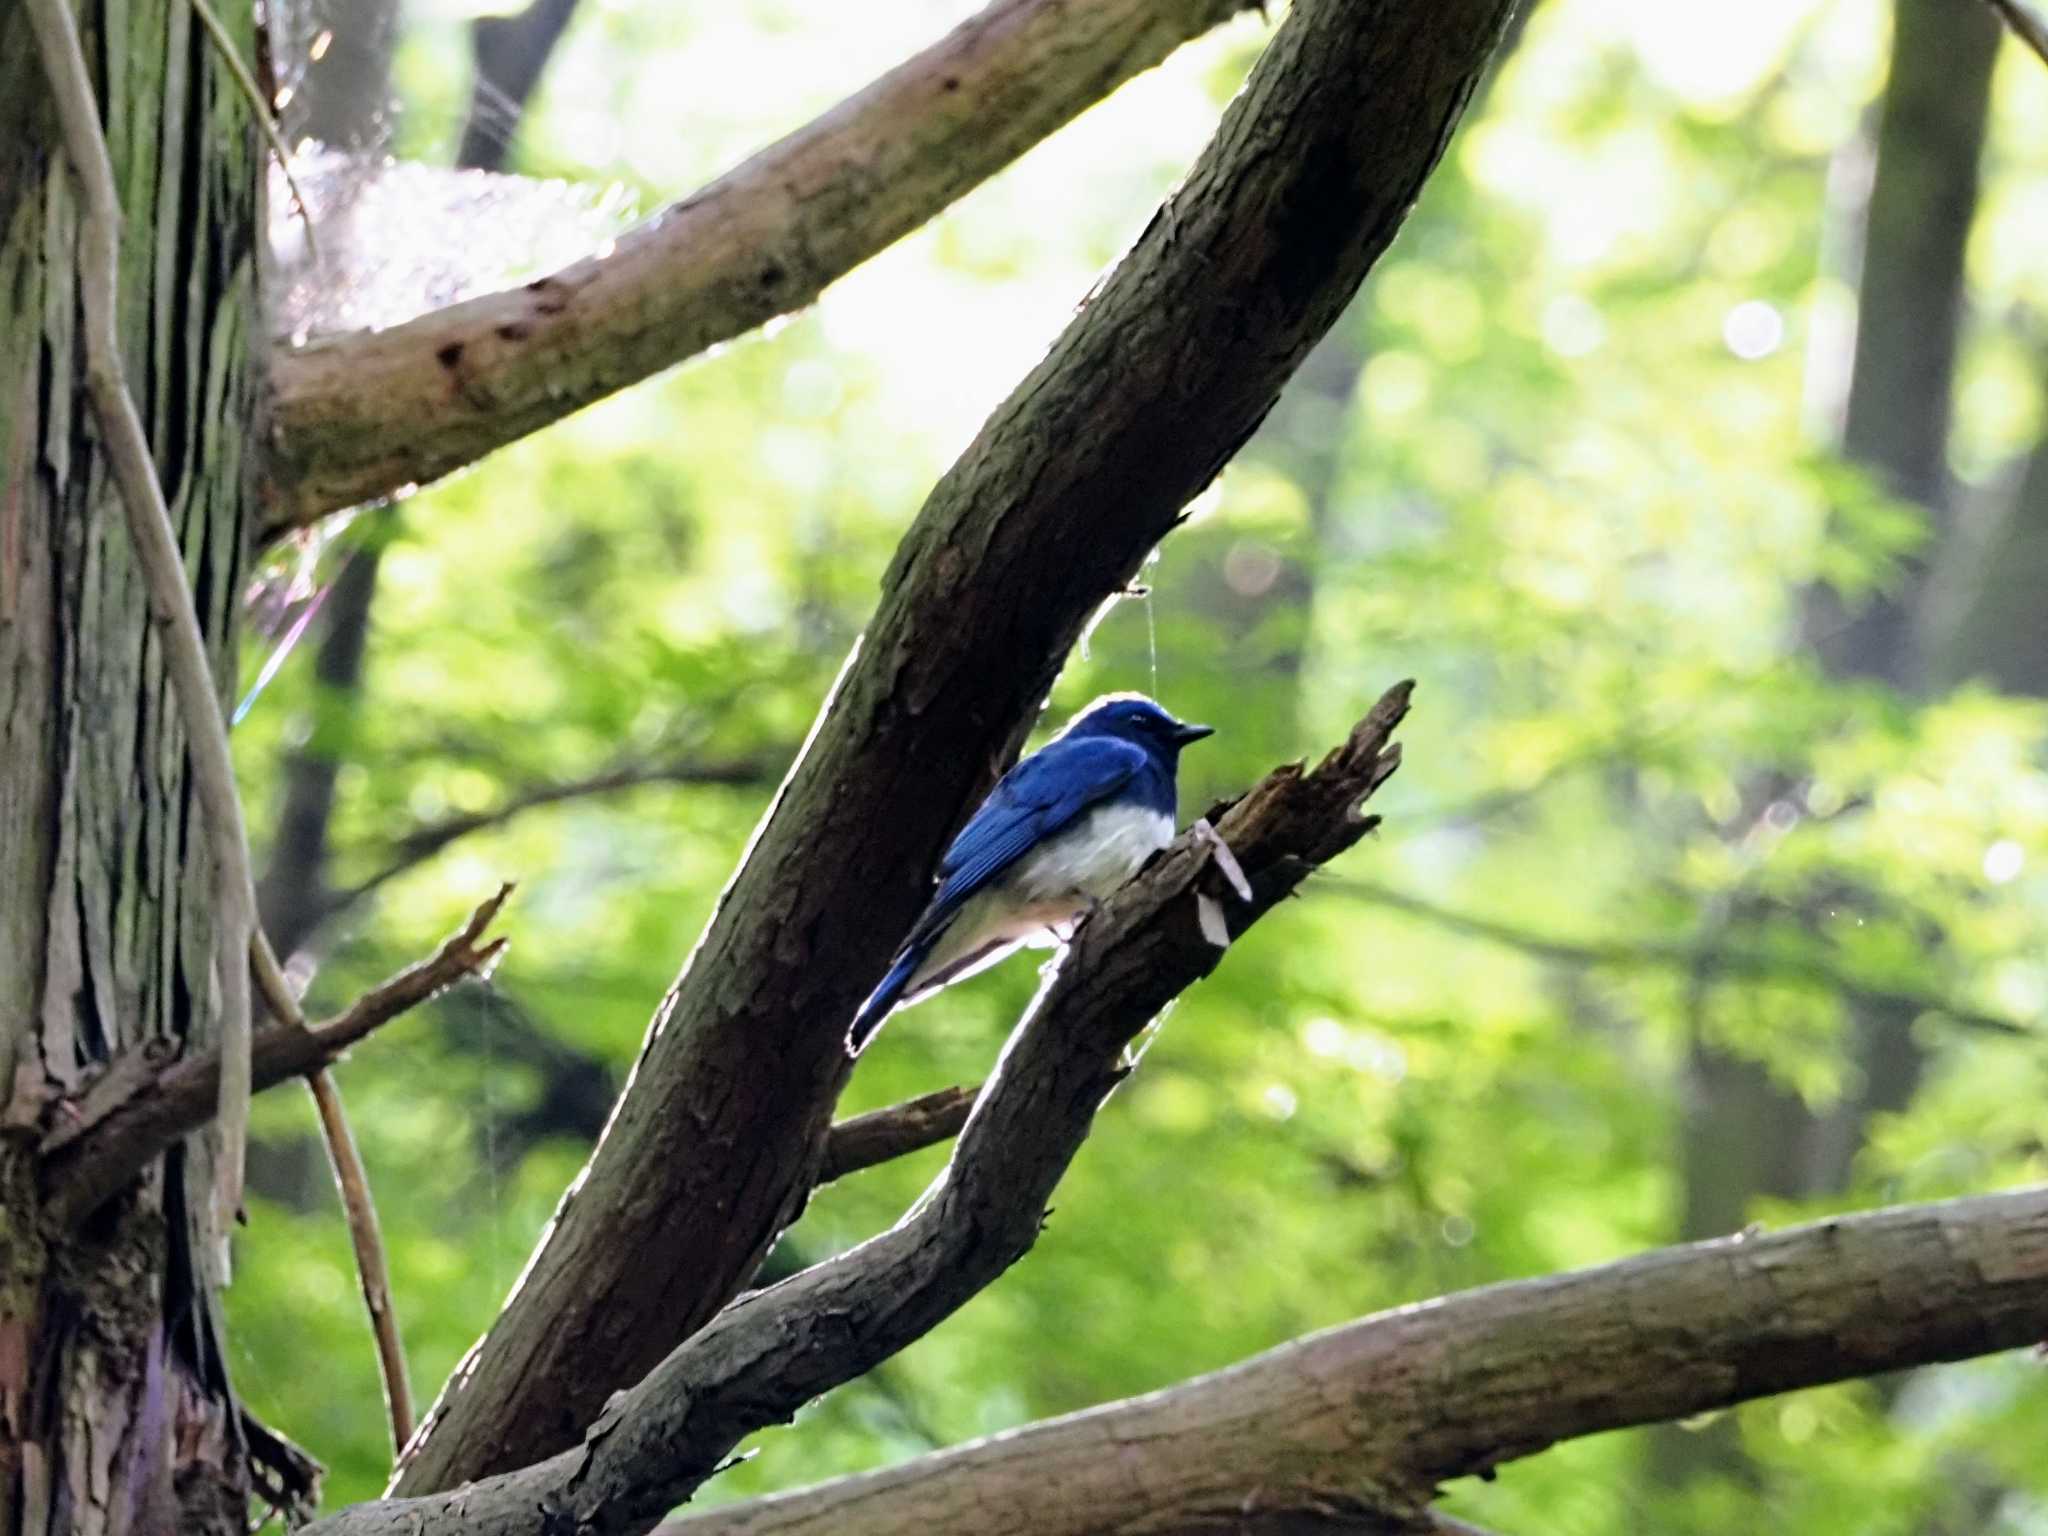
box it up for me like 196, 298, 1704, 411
643, 1185, 2048, 1536
259, 0, 1260, 533
1983, 0, 2048, 67
389, 0, 1515, 1493
301, 683, 1413, 1536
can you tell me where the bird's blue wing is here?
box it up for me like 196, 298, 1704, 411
922, 735, 1148, 925
848, 734, 1146, 1052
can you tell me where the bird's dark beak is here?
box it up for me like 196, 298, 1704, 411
1172, 721, 1215, 745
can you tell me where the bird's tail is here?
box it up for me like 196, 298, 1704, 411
847, 934, 937, 1055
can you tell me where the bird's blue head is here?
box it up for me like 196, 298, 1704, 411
1061, 693, 1214, 764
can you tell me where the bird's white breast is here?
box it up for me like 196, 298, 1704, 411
1009, 801, 1175, 905
903, 801, 1177, 994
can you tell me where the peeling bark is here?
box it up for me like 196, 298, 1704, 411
0, 0, 264, 1528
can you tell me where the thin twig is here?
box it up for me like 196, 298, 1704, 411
245, 926, 419, 1461
186, 0, 319, 261
26, 0, 259, 1253
308, 1070, 416, 1455
40, 884, 510, 1219
1335, 878, 2034, 1039
317, 756, 776, 929
259, 887, 509, 1469
1983, 0, 2048, 67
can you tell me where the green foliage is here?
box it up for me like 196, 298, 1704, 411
231, 0, 2048, 1526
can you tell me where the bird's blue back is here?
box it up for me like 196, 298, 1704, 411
848, 694, 1206, 1051
910, 734, 1168, 943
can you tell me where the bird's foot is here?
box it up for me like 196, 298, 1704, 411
1049, 896, 1103, 945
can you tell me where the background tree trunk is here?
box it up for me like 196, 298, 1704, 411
1653, 0, 2002, 1498
0, 2, 262, 1530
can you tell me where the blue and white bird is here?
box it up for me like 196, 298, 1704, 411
847, 693, 1213, 1053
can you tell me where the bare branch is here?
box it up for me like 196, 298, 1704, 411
391, 0, 1512, 1492
261, 0, 1259, 532
39, 886, 511, 1226
307, 1069, 416, 1457
646, 1190, 2048, 1536
1983, 0, 2048, 67
25, 0, 259, 1243
818, 1084, 978, 1185
316, 755, 778, 930
302, 684, 1412, 1536
1337, 879, 2033, 1038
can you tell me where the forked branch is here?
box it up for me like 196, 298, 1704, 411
40, 887, 512, 1227
302, 683, 1413, 1536
391, 0, 1514, 1491
651, 1186, 2048, 1536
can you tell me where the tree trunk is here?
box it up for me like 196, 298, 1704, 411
0, 2, 261, 1530
1652, 0, 2000, 1499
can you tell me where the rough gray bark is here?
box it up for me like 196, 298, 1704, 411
260, 0, 1258, 532
647, 1188, 2048, 1536
388, 0, 1516, 1494
317, 1175, 2048, 1536
0, 0, 263, 1529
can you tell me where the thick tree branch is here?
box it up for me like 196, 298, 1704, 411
302, 683, 1412, 1536
260, 0, 1258, 531
26, 0, 260, 1241
39, 886, 511, 1226
391, 0, 1512, 1492
643, 1186, 2048, 1536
